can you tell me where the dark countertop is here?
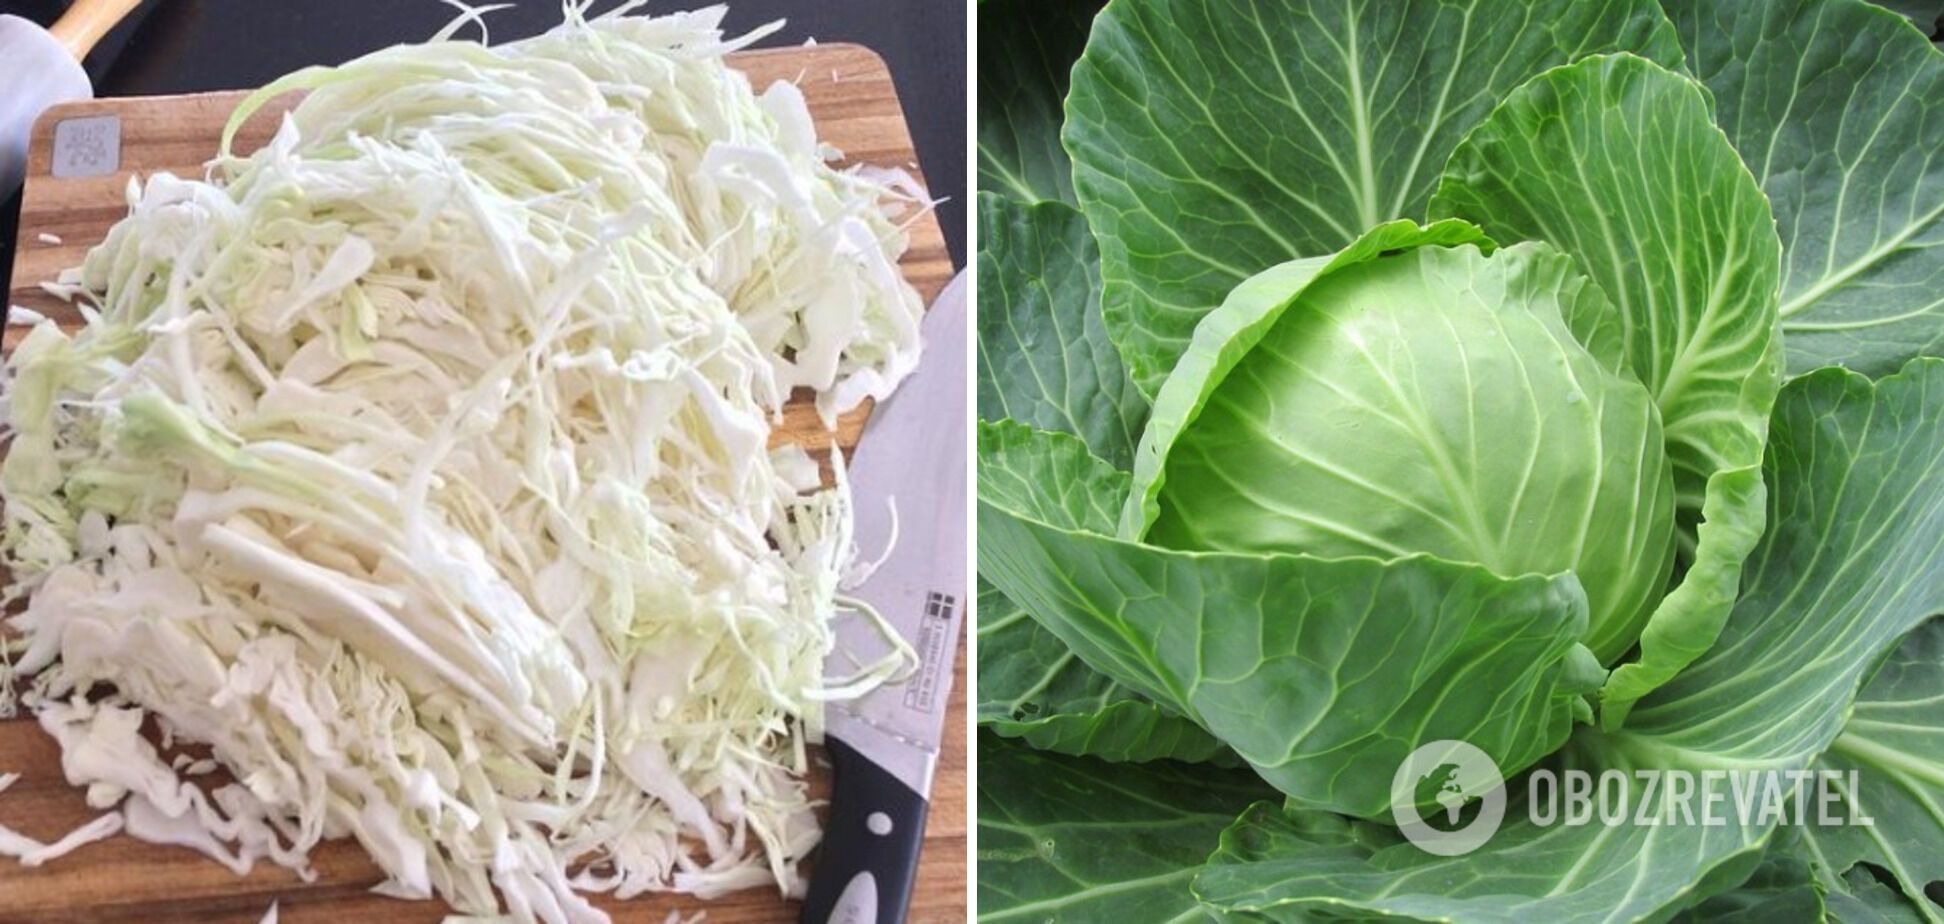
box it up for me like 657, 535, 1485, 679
0, 0, 966, 293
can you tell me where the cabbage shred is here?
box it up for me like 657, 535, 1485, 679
0, 4, 925, 920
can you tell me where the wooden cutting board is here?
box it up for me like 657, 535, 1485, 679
0, 42, 963, 924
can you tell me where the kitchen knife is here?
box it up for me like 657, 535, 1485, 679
0, 0, 147, 196
802, 270, 967, 924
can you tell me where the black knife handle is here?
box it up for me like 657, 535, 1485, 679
801, 736, 929, 924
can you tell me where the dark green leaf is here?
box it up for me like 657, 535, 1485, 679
1065, 0, 1682, 391
1672, 852, 1826, 924
976, 196, 1146, 468
1828, 867, 1933, 924
977, 0, 1100, 204
975, 731, 1275, 923
1662, 0, 1944, 375
977, 579, 1230, 764
1802, 618, 1944, 921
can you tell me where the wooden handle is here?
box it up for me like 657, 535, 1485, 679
48, 0, 147, 60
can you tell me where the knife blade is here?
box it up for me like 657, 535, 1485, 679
801, 271, 967, 924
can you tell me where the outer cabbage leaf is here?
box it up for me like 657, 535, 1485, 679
1431, 53, 1783, 722
1663, 0, 1944, 375
976, 196, 1145, 468
1613, 361, 1944, 770
1800, 618, 1944, 920
1670, 853, 1826, 924
974, 732, 1279, 923
976, 0, 1100, 205
1200, 799, 1769, 924
1064, 0, 1683, 392
975, 195, 1219, 762
1828, 867, 1933, 924
1197, 359, 1944, 923
1124, 222, 1676, 663
977, 578, 1228, 764
1867, 0, 1942, 33
979, 420, 1594, 819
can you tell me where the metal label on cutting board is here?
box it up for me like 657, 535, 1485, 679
52, 115, 121, 178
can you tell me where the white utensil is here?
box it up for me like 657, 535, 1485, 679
1, 0, 147, 195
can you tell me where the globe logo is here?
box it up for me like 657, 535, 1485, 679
1390, 739, 1506, 856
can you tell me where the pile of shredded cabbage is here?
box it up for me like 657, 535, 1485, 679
0, 4, 925, 920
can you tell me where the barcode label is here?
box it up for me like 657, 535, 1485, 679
902, 591, 957, 713
52, 115, 121, 178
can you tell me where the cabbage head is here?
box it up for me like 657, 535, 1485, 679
975, 0, 1944, 919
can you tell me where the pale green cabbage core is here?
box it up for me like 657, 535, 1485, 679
0, 4, 924, 921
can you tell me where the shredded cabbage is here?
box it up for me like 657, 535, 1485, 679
0, 768, 127, 866
0, 4, 925, 921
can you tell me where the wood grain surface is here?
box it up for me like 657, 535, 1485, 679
0, 42, 963, 924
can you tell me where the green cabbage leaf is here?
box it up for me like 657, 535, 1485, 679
975, 0, 1944, 919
